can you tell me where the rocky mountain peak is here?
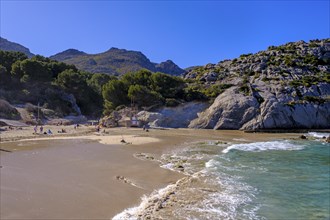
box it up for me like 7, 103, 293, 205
156, 60, 185, 76
49, 49, 87, 61
0, 37, 34, 58
50, 47, 185, 76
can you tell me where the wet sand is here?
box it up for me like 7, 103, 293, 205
0, 127, 306, 219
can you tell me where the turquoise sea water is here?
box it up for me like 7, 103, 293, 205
208, 140, 330, 219
114, 134, 330, 220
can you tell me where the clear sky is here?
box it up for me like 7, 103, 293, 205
1, 0, 329, 68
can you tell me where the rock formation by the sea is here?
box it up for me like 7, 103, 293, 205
188, 84, 330, 130
187, 39, 330, 130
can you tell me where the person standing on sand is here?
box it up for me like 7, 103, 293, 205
40, 126, 43, 133
34, 125, 38, 134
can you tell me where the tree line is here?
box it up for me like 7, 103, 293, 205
0, 50, 212, 118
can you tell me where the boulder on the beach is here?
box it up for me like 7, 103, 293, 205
189, 83, 330, 130
137, 102, 208, 128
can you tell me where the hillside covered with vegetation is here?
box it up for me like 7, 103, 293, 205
185, 39, 330, 130
0, 50, 201, 123
1, 38, 329, 129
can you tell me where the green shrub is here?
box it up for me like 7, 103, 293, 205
283, 55, 296, 67
261, 77, 270, 82
183, 85, 207, 101
239, 53, 252, 59
201, 84, 233, 98
303, 96, 325, 103
308, 42, 318, 48
242, 76, 249, 83
322, 73, 330, 83
303, 54, 320, 65
290, 75, 320, 88
239, 84, 250, 96
285, 101, 296, 108
165, 98, 181, 107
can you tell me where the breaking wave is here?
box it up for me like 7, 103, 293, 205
222, 140, 305, 153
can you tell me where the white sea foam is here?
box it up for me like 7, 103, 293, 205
160, 162, 177, 172
112, 183, 177, 220
114, 141, 267, 220
179, 166, 261, 220
222, 140, 305, 153
307, 132, 330, 138
205, 158, 220, 169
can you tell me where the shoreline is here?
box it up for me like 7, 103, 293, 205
1, 124, 329, 144
113, 131, 330, 219
1, 127, 329, 219
243, 129, 330, 133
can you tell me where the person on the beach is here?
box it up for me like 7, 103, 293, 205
34, 125, 38, 134
40, 126, 43, 133
47, 129, 52, 135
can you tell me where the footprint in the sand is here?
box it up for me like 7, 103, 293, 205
115, 175, 144, 189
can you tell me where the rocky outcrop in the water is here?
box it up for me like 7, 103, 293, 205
187, 39, 330, 130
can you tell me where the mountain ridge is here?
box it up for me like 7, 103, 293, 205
0, 37, 185, 76
0, 37, 35, 58
50, 47, 185, 76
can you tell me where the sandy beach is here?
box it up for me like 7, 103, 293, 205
0, 125, 311, 219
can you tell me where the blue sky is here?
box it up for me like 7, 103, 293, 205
1, 1, 329, 68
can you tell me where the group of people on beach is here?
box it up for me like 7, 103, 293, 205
33, 125, 53, 135
73, 124, 80, 129
3, 126, 22, 131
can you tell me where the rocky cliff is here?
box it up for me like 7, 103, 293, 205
186, 39, 330, 130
